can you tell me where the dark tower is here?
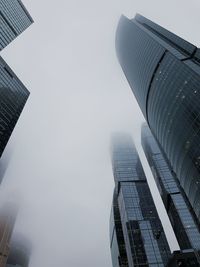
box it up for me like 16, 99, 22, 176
110, 189, 128, 267
116, 14, 200, 222
110, 134, 171, 267
0, 58, 30, 157
0, 0, 33, 158
0, 0, 33, 50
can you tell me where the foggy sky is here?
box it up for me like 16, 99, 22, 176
1, 0, 200, 266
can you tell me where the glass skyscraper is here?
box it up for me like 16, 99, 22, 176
0, 0, 33, 50
141, 124, 200, 252
110, 134, 171, 267
0, 0, 33, 158
0, 57, 30, 157
110, 189, 128, 267
116, 14, 200, 222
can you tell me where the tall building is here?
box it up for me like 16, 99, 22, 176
0, 57, 30, 157
110, 189, 128, 267
0, 1, 32, 266
141, 124, 200, 251
116, 14, 200, 221
110, 134, 171, 267
0, 0, 33, 50
0, 0, 33, 158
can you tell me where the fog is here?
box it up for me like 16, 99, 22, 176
1, 0, 200, 266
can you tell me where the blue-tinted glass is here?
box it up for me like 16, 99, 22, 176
116, 13, 200, 223
110, 134, 171, 267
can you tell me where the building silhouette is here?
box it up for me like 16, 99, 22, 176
0, 0, 33, 158
0, 0, 33, 51
0, 57, 30, 157
110, 134, 171, 267
116, 14, 200, 222
0, 1, 33, 266
110, 190, 128, 267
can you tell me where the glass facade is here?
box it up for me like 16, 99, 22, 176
0, 57, 29, 157
0, 1, 32, 265
116, 14, 200, 222
115, 16, 165, 119
166, 249, 200, 267
134, 14, 196, 57
110, 134, 171, 267
0, 0, 33, 50
110, 189, 128, 267
142, 124, 200, 251
0, 0, 32, 158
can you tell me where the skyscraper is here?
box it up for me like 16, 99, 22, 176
116, 14, 200, 222
110, 134, 171, 267
0, 0, 33, 158
0, 0, 33, 50
0, 57, 30, 157
0, 1, 33, 264
110, 189, 128, 267
141, 124, 200, 251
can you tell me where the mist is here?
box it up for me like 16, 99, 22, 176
0, 0, 200, 266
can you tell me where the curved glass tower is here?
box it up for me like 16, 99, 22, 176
116, 14, 200, 221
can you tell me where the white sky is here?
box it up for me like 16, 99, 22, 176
1, 0, 200, 266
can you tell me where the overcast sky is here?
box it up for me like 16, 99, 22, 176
1, 0, 200, 266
